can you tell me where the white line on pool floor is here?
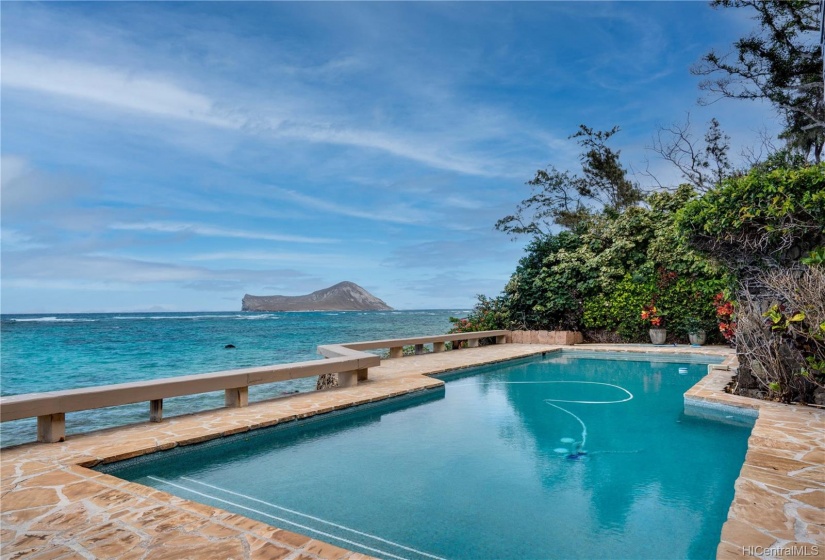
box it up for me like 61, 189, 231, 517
450, 380, 634, 451
147, 476, 446, 560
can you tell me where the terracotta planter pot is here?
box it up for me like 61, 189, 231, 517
649, 328, 667, 345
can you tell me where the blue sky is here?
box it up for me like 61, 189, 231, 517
1, 2, 779, 313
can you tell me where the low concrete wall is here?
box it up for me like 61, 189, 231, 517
1, 330, 510, 444
509, 330, 583, 345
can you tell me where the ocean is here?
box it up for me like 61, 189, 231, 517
0, 310, 466, 447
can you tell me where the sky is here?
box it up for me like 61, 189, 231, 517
1, 1, 781, 313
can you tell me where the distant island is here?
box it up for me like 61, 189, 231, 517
242, 281, 394, 312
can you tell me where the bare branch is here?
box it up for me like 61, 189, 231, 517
647, 114, 732, 192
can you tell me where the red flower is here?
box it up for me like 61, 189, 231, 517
641, 301, 664, 327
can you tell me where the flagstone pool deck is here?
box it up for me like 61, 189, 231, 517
1, 344, 823, 559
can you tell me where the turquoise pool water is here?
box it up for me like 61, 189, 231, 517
103, 352, 752, 560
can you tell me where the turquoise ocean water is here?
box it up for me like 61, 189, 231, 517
0, 310, 464, 447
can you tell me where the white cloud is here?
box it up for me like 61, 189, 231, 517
272, 121, 504, 177
0, 228, 48, 251
185, 250, 377, 268
442, 196, 485, 210
108, 221, 337, 244
265, 186, 429, 224
0, 154, 88, 213
2, 50, 534, 179
1, 52, 237, 128
3, 252, 313, 286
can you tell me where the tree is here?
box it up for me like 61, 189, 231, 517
495, 125, 643, 237
648, 115, 734, 192
692, 0, 824, 162
494, 167, 593, 236
571, 125, 644, 213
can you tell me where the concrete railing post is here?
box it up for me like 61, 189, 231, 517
389, 347, 403, 359
433, 341, 446, 353
357, 368, 368, 382
225, 387, 249, 408
37, 413, 65, 443
337, 370, 358, 388
467, 338, 479, 348
150, 399, 163, 422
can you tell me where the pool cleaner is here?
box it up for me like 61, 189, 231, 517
543, 381, 633, 458
452, 380, 633, 459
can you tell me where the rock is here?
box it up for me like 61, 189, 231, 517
316, 373, 338, 390
224, 344, 236, 349
742, 389, 767, 400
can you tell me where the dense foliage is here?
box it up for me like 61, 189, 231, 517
679, 164, 825, 268
449, 295, 509, 334
679, 162, 825, 403
455, 184, 732, 343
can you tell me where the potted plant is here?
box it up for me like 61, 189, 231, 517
683, 316, 707, 346
641, 302, 666, 345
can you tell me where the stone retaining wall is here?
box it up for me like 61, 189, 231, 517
508, 330, 584, 345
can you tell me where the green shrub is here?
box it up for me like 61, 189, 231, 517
582, 273, 728, 342
449, 295, 509, 333
679, 164, 825, 266
582, 275, 654, 340
503, 232, 584, 329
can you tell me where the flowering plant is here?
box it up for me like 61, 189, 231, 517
449, 317, 474, 333
640, 302, 665, 328
713, 293, 736, 341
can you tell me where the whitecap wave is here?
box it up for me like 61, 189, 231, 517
114, 314, 237, 321
148, 315, 232, 320
8, 317, 95, 323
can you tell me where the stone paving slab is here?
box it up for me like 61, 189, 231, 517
2, 342, 822, 560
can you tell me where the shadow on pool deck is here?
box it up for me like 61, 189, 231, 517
1, 343, 822, 559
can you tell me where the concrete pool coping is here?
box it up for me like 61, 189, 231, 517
1, 343, 822, 559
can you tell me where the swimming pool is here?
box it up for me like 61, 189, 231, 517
102, 351, 752, 559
